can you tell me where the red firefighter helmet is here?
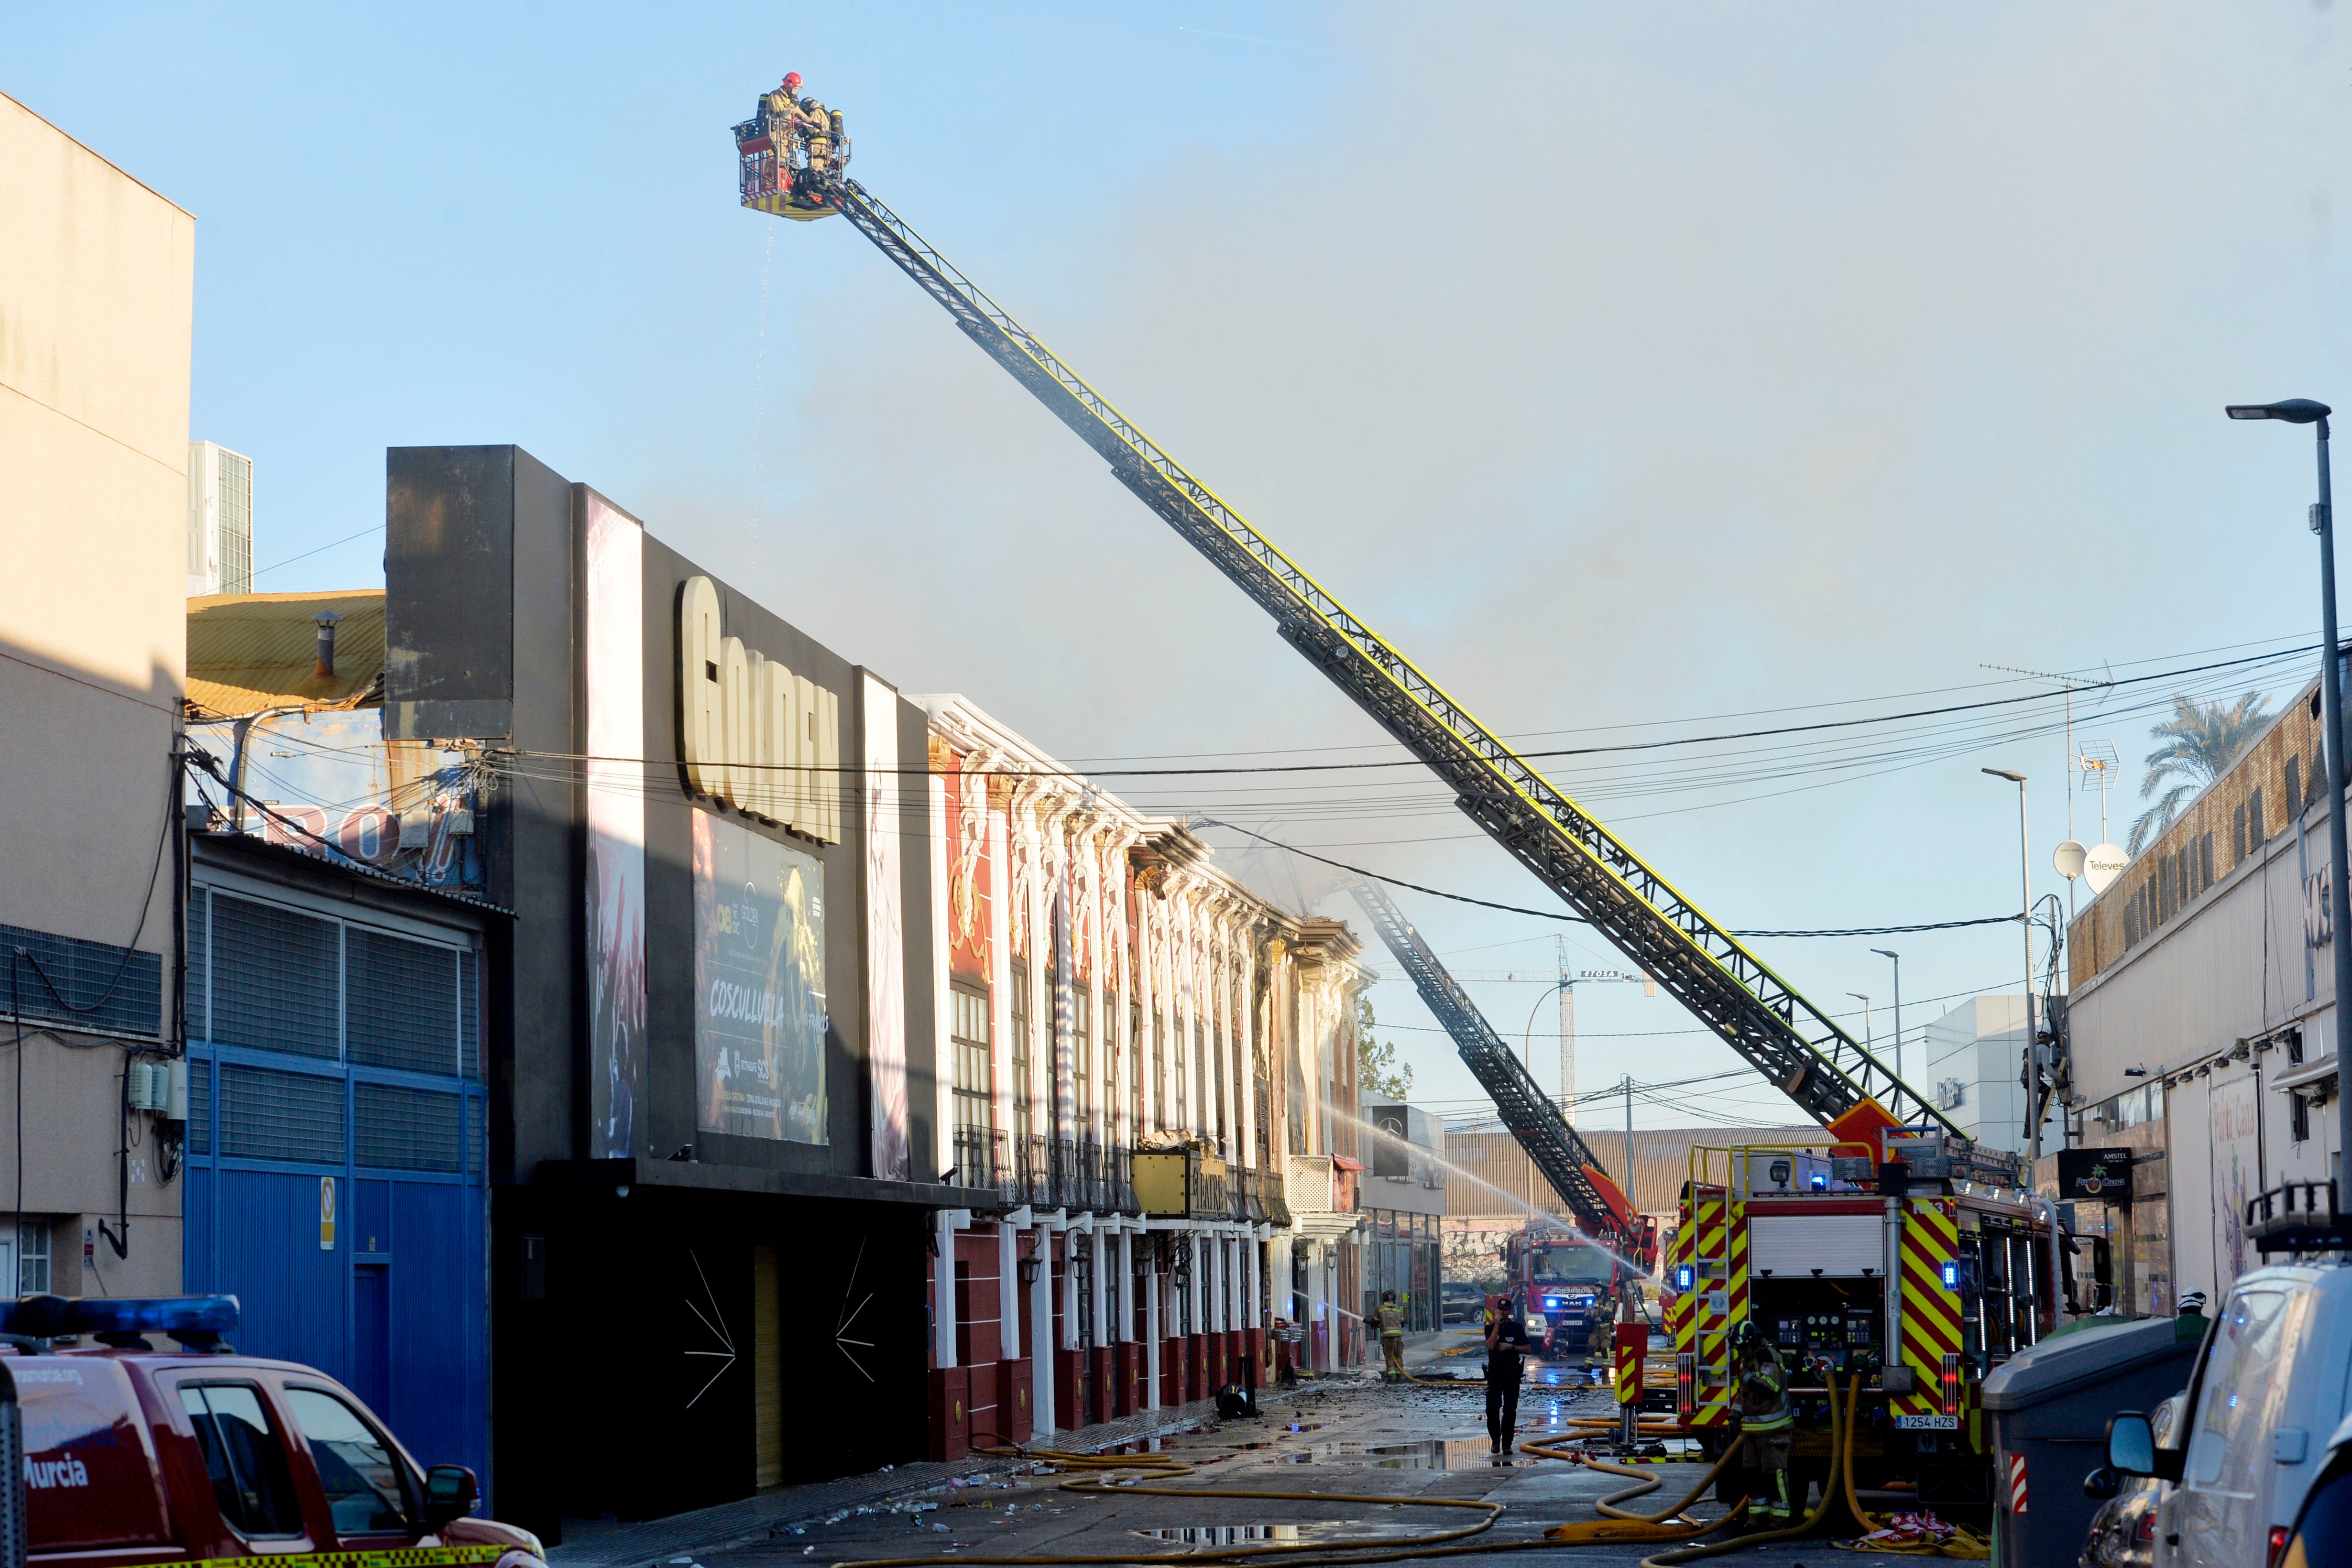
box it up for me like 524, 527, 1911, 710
781, 72, 803, 92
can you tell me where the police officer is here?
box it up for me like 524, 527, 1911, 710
1731, 1323, 1795, 1528
1484, 1292, 1532, 1455
1378, 1291, 1406, 1381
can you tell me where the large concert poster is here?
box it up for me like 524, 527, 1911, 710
693, 810, 829, 1143
943, 751, 992, 982
584, 497, 646, 1158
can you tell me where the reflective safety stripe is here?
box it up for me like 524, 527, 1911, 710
1690, 1194, 1732, 1427
194, 1547, 523, 1568
1895, 1198, 1962, 1419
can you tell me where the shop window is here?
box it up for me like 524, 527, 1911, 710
8, 1222, 49, 1295
950, 983, 993, 1137
1172, 1016, 1188, 1130
1129, 1002, 1144, 1138
1152, 1013, 1167, 1129
1211, 1024, 1228, 1151
1010, 959, 1031, 1147
1073, 985, 1092, 1129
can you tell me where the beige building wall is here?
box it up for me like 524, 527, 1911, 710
0, 92, 195, 1295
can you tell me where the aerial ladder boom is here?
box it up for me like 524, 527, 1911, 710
1348, 881, 1628, 1239
753, 145, 1961, 1143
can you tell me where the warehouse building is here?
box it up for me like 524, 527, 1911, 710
2063, 670, 2345, 1314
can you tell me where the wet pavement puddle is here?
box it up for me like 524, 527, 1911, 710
1270, 1438, 1532, 1469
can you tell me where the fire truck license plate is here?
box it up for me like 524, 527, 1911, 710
1894, 1414, 1959, 1430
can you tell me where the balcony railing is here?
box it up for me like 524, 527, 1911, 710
950, 1126, 1011, 1208
1011, 1134, 1142, 1215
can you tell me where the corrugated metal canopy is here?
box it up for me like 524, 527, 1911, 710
187, 590, 384, 715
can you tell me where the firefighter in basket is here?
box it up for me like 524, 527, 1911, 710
1731, 1322, 1795, 1530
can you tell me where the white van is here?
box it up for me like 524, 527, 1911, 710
2108, 1262, 2352, 1568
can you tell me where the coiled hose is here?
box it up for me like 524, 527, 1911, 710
1635, 1367, 1850, 1568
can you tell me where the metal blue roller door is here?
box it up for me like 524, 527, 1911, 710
183, 885, 490, 1492
210, 1165, 348, 1377
382, 1179, 488, 1476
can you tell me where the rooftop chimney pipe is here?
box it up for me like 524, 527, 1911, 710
313, 611, 341, 679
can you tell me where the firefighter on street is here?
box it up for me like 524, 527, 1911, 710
1484, 1292, 1532, 1455
1731, 1322, 1795, 1528
1378, 1290, 1406, 1381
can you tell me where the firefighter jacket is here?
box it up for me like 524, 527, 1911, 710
1737, 1348, 1793, 1435
1378, 1301, 1404, 1336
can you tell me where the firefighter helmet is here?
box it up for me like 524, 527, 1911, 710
782, 72, 803, 92
1731, 1321, 1762, 1351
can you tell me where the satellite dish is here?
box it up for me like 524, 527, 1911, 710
2084, 843, 2128, 895
2052, 840, 2088, 881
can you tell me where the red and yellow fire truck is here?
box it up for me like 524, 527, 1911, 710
1664, 1131, 2068, 1513
1503, 1165, 1660, 1358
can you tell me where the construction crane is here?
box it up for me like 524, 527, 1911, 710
737, 105, 1962, 1147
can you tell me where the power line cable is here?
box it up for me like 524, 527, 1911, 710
1208, 818, 2017, 937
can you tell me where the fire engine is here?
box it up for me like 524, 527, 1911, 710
1502, 1171, 1660, 1358
1664, 1133, 2070, 1512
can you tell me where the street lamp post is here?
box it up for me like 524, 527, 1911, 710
2228, 398, 2350, 1177
1983, 768, 2038, 1165
1872, 948, 1903, 1090
1847, 993, 1873, 1061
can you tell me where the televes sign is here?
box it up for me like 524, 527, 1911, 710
678, 576, 842, 842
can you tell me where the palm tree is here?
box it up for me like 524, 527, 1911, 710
2127, 692, 2273, 853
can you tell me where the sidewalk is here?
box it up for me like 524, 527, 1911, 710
546, 1398, 1225, 1568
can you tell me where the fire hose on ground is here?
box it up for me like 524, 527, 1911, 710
830, 1366, 2000, 1568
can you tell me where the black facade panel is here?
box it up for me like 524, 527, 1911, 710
500, 458, 577, 1175
385, 446, 517, 725
385, 452, 957, 1537
492, 1185, 926, 1536
639, 531, 872, 1178
385, 446, 579, 1180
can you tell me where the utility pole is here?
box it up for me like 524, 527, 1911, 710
1557, 936, 1575, 1127
1622, 1075, 1636, 1204
1983, 768, 2037, 1165
2227, 398, 2349, 1190
1872, 949, 1903, 1091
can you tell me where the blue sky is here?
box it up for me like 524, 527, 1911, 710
14, 3, 2352, 1128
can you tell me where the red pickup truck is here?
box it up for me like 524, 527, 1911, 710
1, 1295, 539, 1567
